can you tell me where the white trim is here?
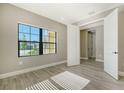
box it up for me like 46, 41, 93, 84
0, 60, 67, 79
80, 57, 88, 60
78, 18, 104, 27
96, 59, 104, 62
119, 71, 124, 76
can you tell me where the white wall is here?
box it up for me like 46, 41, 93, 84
96, 26, 104, 61
67, 25, 80, 66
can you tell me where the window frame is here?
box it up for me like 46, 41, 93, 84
42, 30, 57, 55
18, 23, 57, 57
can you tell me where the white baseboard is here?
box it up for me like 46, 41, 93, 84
96, 59, 104, 62
0, 60, 67, 79
119, 71, 124, 76
80, 57, 88, 60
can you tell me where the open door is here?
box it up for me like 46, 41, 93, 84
67, 25, 80, 66
104, 8, 118, 79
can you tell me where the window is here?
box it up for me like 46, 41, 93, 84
18, 23, 56, 57
42, 29, 56, 54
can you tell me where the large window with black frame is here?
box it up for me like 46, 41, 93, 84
18, 23, 57, 57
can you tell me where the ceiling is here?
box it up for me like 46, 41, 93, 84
11, 3, 124, 25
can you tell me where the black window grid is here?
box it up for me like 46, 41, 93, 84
18, 23, 57, 57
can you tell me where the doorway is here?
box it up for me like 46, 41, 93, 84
80, 30, 96, 60
68, 8, 119, 80
79, 9, 118, 79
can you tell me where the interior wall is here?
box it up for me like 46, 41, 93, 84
118, 11, 124, 72
80, 25, 104, 61
92, 32, 96, 58
67, 25, 80, 66
95, 26, 104, 61
80, 30, 88, 58
0, 4, 3, 68
0, 4, 67, 75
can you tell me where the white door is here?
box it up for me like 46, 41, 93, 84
104, 8, 118, 79
67, 25, 80, 66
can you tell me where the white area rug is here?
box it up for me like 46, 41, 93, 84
26, 80, 58, 90
51, 71, 90, 90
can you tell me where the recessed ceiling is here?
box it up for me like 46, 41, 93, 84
11, 3, 124, 24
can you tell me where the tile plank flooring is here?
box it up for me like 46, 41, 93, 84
0, 59, 124, 90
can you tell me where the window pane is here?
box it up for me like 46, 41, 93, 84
19, 24, 30, 33
43, 29, 48, 36
43, 36, 49, 42
19, 33, 30, 41
20, 42, 30, 50
50, 37, 55, 42
20, 50, 25, 56
50, 44, 55, 49
31, 27, 40, 35
49, 49, 55, 53
25, 42, 31, 56
43, 49, 49, 54
31, 34, 39, 42
43, 43, 49, 49
49, 31, 55, 37
19, 42, 31, 56
30, 43, 39, 55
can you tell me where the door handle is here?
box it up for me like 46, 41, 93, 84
113, 52, 118, 54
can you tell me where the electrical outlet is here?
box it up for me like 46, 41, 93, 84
19, 61, 23, 65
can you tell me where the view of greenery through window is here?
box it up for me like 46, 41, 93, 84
20, 34, 39, 56
18, 24, 56, 57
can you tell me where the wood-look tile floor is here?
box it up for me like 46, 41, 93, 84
0, 59, 124, 90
